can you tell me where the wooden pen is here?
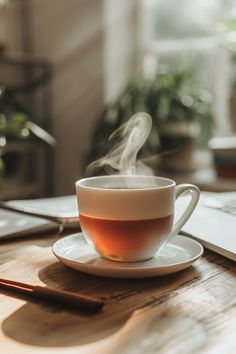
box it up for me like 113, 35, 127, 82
0, 278, 104, 314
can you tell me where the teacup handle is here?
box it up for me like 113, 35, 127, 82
167, 184, 200, 242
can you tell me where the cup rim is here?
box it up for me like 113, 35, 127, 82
76, 175, 175, 191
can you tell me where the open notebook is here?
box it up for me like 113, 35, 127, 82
0, 195, 79, 240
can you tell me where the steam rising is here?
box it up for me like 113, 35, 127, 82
86, 112, 153, 176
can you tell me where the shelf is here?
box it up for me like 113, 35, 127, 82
0, 51, 53, 198
0, 142, 48, 200
0, 51, 51, 67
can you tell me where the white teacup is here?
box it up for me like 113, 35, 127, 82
76, 175, 200, 262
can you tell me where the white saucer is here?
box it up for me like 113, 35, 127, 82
52, 233, 203, 279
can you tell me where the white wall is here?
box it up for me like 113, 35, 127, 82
29, 0, 104, 195
103, 0, 138, 103
4, 1, 23, 52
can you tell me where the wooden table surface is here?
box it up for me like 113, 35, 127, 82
0, 230, 236, 354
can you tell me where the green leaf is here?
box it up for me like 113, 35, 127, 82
26, 121, 56, 146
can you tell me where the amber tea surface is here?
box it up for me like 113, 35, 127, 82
80, 213, 174, 261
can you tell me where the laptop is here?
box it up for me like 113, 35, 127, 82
177, 192, 236, 262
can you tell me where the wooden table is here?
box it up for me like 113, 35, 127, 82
0, 230, 236, 354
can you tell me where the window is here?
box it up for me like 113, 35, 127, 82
140, 0, 236, 136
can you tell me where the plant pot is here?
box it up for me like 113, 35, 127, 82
209, 136, 236, 179
159, 121, 200, 173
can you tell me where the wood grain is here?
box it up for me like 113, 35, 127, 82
0, 232, 235, 353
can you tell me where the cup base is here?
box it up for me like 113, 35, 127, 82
99, 251, 155, 263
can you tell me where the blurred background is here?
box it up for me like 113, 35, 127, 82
1, 0, 236, 200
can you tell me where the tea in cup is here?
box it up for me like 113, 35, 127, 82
76, 175, 200, 262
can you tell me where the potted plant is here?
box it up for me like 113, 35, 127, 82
0, 85, 56, 191
86, 66, 212, 173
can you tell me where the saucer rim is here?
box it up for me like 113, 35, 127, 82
52, 232, 204, 272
